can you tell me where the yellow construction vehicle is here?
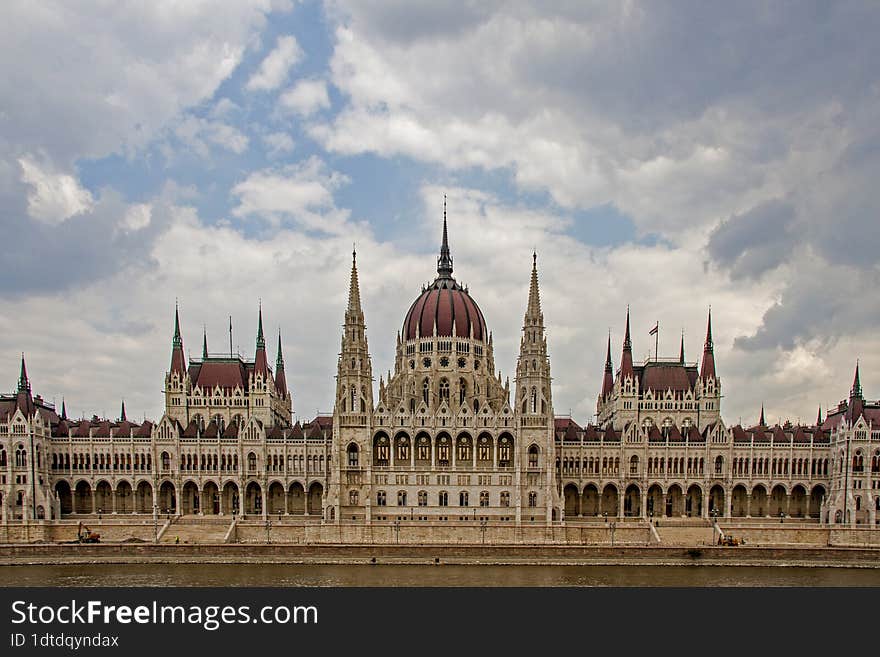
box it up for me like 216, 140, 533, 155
77, 522, 101, 543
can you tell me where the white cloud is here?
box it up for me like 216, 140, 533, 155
278, 78, 331, 116
0, 1, 283, 163
262, 131, 296, 156
18, 155, 94, 224
231, 156, 351, 233
246, 35, 303, 92
121, 203, 152, 233
173, 116, 250, 157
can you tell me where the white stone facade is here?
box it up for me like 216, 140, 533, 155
2, 223, 879, 528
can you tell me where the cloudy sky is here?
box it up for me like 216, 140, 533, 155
2, 1, 879, 427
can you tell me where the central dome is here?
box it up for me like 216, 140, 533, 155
402, 208, 488, 342
403, 278, 488, 341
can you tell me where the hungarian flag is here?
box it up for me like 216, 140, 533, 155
649, 322, 658, 336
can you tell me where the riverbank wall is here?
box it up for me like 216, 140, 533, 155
3, 518, 880, 551
2, 542, 880, 568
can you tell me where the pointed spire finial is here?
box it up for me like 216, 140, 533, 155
202, 325, 208, 359
256, 301, 265, 349
760, 404, 766, 427
605, 332, 613, 369
524, 250, 543, 321
852, 360, 862, 398
620, 307, 635, 380
120, 399, 127, 422
817, 405, 823, 426
173, 301, 182, 348
61, 397, 67, 421
704, 306, 714, 352
700, 307, 717, 382
347, 246, 363, 315
18, 353, 30, 393
437, 195, 453, 278
276, 329, 284, 368
680, 329, 685, 364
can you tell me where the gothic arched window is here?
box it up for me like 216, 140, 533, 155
439, 379, 450, 404
530, 387, 537, 414
422, 379, 430, 407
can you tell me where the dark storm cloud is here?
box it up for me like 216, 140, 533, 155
707, 199, 796, 280
0, 187, 171, 297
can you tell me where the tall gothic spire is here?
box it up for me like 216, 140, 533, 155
256, 302, 265, 349
173, 301, 182, 348
17, 353, 29, 393
679, 330, 685, 364
759, 404, 766, 427
816, 405, 823, 427
620, 307, 634, 379
851, 361, 862, 399
254, 302, 268, 376
275, 330, 288, 399
348, 247, 363, 318
848, 360, 865, 424
120, 399, 127, 422
169, 303, 186, 376
60, 397, 67, 421
526, 251, 543, 323
202, 326, 208, 359
700, 307, 716, 382
601, 333, 614, 400
437, 195, 453, 278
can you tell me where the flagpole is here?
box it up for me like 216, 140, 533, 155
655, 321, 659, 361
229, 316, 233, 357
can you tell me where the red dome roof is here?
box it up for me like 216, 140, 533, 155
403, 278, 488, 341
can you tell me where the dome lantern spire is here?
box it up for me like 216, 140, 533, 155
437, 195, 453, 279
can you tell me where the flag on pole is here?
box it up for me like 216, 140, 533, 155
649, 322, 659, 336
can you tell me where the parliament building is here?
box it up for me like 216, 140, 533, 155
2, 213, 879, 529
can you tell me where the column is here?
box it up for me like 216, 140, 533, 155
724, 488, 732, 519
111, 490, 117, 514
746, 493, 752, 518
618, 489, 625, 518
661, 492, 667, 518
640, 488, 647, 519
90, 489, 96, 514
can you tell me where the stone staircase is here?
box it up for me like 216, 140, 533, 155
653, 521, 717, 546
160, 516, 231, 544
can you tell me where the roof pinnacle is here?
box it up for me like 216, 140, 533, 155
437, 195, 453, 278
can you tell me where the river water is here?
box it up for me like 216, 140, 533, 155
2, 563, 879, 587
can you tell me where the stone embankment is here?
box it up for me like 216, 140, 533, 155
2, 517, 880, 567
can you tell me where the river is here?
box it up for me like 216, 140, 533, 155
2, 563, 879, 586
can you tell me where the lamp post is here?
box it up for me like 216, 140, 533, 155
711, 508, 718, 544
480, 518, 488, 545
153, 503, 158, 544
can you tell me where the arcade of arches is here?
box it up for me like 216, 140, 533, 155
51, 479, 325, 517
562, 482, 826, 519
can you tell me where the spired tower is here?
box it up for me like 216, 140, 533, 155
514, 253, 560, 523
330, 249, 374, 522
